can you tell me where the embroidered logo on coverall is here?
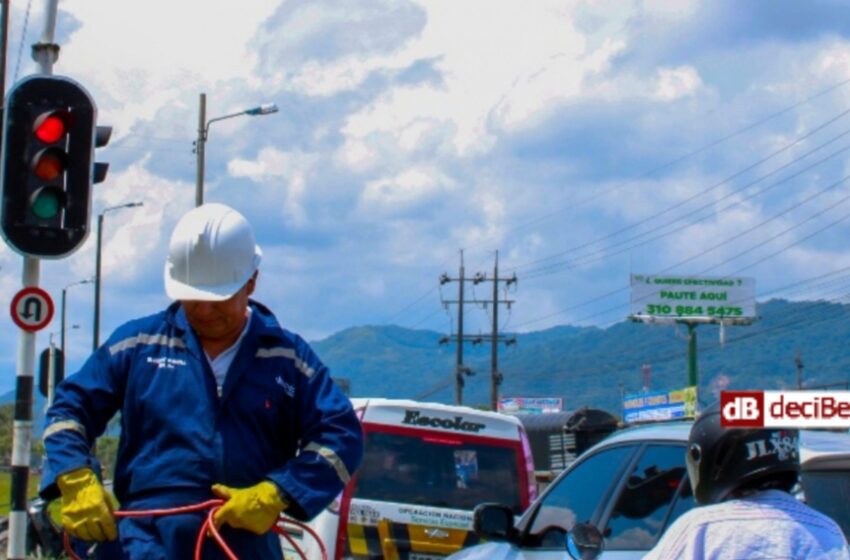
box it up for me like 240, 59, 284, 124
276, 376, 296, 397
147, 356, 188, 370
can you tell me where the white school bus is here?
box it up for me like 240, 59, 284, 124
283, 398, 537, 560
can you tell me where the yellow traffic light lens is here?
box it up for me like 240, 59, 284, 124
29, 186, 66, 220
32, 148, 66, 180
33, 113, 67, 144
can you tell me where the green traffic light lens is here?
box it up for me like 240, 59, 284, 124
29, 186, 66, 219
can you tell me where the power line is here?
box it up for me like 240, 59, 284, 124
384, 80, 850, 330
13, 0, 33, 82
522, 136, 850, 279
510, 107, 850, 275
467, 77, 850, 257
513, 174, 850, 329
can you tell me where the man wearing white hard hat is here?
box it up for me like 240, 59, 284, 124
39, 203, 364, 558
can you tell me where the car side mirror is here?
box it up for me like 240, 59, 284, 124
565, 522, 604, 560
472, 503, 515, 541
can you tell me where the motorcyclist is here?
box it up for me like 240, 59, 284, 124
645, 402, 849, 559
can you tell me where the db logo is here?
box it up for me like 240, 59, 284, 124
720, 391, 765, 428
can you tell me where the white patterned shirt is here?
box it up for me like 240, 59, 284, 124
644, 489, 849, 560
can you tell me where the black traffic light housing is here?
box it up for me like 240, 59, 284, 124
1, 75, 111, 258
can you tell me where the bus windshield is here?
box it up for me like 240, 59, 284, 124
352, 430, 524, 513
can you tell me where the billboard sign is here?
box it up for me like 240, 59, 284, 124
623, 387, 697, 423
630, 274, 756, 320
498, 397, 563, 415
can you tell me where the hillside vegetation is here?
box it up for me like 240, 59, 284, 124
315, 299, 850, 414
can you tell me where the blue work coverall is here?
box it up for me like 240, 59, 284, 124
40, 300, 364, 559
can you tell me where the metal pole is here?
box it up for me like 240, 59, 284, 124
195, 93, 206, 207
93, 213, 104, 351
0, 0, 9, 105
795, 350, 804, 390
30, 0, 59, 76
61, 287, 67, 371
687, 322, 698, 388
490, 251, 499, 411
47, 336, 57, 406
455, 251, 465, 405
9, 257, 39, 560
8, 0, 59, 555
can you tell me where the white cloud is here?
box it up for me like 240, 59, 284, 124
229, 147, 320, 226
653, 66, 704, 102
360, 166, 455, 210
341, 0, 606, 157
67, 159, 190, 282
54, 0, 279, 138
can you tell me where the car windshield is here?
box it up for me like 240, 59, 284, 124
352, 430, 524, 513
801, 471, 850, 539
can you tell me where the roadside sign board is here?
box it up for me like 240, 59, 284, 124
623, 387, 697, 423
630, 274, 756, 320
10, 286, 54, 332
498, 397, 563, 414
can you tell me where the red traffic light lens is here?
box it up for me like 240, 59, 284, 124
32, 148, 67, 180
33, 113, 67, 143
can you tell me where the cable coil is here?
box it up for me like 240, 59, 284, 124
63, 499, 327, 560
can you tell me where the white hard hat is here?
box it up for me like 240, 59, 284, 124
164, 203, 262, 301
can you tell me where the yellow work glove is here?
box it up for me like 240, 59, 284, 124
212, 481, 288, 535
56, 467, 118, 542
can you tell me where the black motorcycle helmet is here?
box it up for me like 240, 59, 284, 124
686, 402, 800, 505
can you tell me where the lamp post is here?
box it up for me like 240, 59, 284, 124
61, 278, 92, 372
94, 202, 144, 351
195, 93, 279, 207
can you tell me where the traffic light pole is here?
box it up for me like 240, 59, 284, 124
9, 257, 39, 560
7, 2, 59, 558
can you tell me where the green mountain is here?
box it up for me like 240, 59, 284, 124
7, 299, 847, 423
314, 299, 850, 415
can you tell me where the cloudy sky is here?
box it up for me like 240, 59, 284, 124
3, 0, 850, 393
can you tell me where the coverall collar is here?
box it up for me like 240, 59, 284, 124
166, 300, 290, 402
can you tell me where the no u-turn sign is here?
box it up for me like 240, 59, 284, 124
10, 287, 54, 332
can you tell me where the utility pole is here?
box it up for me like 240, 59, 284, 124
441, 251, 517, 410
641, 364, 651, 392
195, 93, 206, 207
485, 251, 517, 411
440, 251, 472, 405
687, 322, 698, 388
795, 349, 804, 390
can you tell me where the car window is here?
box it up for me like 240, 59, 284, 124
664, 471, 695, 530
603, 444, 688, 551
801, 471, 850, 539
527, 445, 636, 548
352, 431, 524, 513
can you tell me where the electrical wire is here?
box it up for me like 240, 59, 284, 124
465, 77, 850, 257
13, 0, 33, 82
522, 138, 850, 279
63, 500, 328, 560
383, 80, 850, 327
511, 108, 850, 276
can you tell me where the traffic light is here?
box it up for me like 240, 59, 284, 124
0, 75, 111, 258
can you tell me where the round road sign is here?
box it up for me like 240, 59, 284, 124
10, 287, 55, 332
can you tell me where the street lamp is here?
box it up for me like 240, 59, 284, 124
94, 202, 144, 351
61, 278, 92, 371
195, 93, 279, 207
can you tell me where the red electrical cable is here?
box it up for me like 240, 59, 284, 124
62, 499, 329, 560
